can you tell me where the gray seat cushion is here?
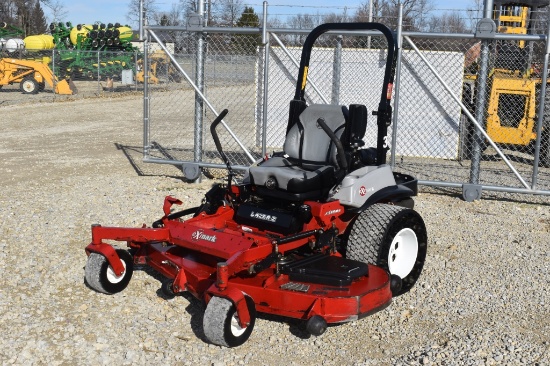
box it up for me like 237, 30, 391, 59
249, 104, 346, 196
249, 157, 336, 193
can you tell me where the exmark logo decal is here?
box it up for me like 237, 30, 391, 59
359, 186, 374, 197
324, 209, 342, 216
191, 230, 217, 243
250, 211, 278, 223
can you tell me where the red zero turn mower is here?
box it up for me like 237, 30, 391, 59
84, 22, 428, 347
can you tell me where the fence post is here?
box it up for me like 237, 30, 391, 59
143, 30, 150, 158
194, 0, 206, 181
469, 0, 494, 185
331, 35, 342, 105
531, 13, 550, 188
390, 4, 404, 168
261, 1, 270, 156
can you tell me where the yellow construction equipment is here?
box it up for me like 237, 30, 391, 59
136, 50, 180, 84
463, 0, 550, 165
0, 58, 76, 95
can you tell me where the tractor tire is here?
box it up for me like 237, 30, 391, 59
20, 76, 39, 94
345, 204, 428, 296
38, 81, 45, 92
203, 295, 256, 347
84, 249, 133, 295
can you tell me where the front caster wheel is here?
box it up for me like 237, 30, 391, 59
85, 249, 133, 294
203, 295, 256, 347
161, 279, 176, 299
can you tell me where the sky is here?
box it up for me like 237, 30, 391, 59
43, 0, 476, 28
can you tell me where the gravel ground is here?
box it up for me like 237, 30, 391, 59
0, 95, 549, 365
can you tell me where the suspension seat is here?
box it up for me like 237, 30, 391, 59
248, 104, 349, 201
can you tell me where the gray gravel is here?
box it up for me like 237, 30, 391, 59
1, 96, 549, 365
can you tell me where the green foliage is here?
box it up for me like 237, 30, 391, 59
0, 0, 48, 37
234, 6, 260, 55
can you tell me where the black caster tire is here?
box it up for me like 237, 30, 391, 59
203, 295, 256, 347
161, 279, 176, 299
85, 249, 133, 294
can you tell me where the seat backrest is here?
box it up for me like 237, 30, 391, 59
283, 104, 347, 167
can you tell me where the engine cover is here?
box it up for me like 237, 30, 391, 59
234, 203, 300, 234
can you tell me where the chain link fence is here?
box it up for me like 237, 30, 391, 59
394, 32, 550, 198
142, 19, 550, 198
5, 4, 547, 199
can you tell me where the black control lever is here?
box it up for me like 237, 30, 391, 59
316, 118, 348, 171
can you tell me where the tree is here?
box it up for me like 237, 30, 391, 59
234, 6, 260, 54
427, 11, 467, 33
466, 0, 483, 32
287, 13, 321, 45
40, 0, 68, 23
323, 10, 351, 24
219, 0, 244, 27
354, 0, 433, 31
30, 0, 46, 33
153, 3, 185, 26
236, 5, 259, 27
127, 0, 158, 26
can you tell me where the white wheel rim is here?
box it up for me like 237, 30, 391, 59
106, 260, 126, 284
23, 81, 34, 92
387, 228, 418, 278
230, 313, 246, 337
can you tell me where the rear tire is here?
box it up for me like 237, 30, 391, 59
203, 295, 256, 347
85, 249, 133, 294
345, 204, 428, 296
20, 76, 39, 94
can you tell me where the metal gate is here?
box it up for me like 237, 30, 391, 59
141, 2, 550, 200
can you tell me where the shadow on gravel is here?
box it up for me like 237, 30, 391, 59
136, 263, 317, 343
115, 143, 188, 180
115, 142, 257, 181
137, 265, 210, 342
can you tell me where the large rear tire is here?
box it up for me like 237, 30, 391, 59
344, 204, 428, 296
203, 295, 256, 347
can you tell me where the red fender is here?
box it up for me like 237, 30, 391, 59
85, 243, 125, 276
206, 285, 251, 328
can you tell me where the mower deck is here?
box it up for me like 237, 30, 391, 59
87, 199, 393, 325
143, 241, 392, 323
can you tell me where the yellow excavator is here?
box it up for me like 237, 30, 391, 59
463, 0, 550, 166
0, 58, 76, 94
136, 50, 180, 84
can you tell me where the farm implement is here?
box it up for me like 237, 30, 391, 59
84, 22, 428, 347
